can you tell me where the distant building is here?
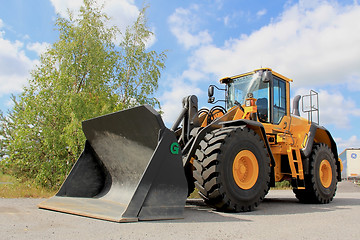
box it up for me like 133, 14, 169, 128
339, 148, 360, 180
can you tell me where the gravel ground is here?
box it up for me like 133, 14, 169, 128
1, 181, 359, 240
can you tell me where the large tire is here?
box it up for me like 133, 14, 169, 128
193, 126, 271, 212
293, 143, 337, 203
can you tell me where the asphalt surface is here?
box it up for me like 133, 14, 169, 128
1, 181, 359, 240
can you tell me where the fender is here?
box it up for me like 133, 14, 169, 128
301, 123, 341, 181
221, 119, 275, 167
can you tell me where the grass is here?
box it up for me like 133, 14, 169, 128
272, 180, 292, 190
0, 171, 292, 199
0, 173, 56, 198
0, 172, 14, 183
188, 188, 201, 199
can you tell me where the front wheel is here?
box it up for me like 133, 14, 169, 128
193, 127, 271, 212
294, 143, 338, 203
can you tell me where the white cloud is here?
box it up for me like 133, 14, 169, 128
0, 0, 151, 98
49, 0, 83, 16
160, 4, 219, 123
294, 88, 360, 129
159, 77, 203, 125
0, 27, 35, 96
50, 0, 139, 32
256, 9, 267, 17
223, 15, 230, 26
26, 42, 51, 56
49, 0, 157, 47
164, 1, 360, 128
335, 135, 360, 152
102, 0, 139, 32
102, 0, 155, 48
318, 90, 360, 128
181, 67, 208, 82
345, 72, 360, 91
168, 6, 213, 49
185, 1, 360, 88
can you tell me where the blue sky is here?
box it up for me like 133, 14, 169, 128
0, 0, 360, 152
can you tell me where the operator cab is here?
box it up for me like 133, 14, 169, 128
220, 68, 291, 125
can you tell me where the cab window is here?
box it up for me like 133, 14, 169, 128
273, 78, 287, 124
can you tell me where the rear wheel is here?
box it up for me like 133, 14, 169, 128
193, 127, 270, 212
293, 143, 337, 203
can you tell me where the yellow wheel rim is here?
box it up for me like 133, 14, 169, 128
232, 150, 259, 190
319, 159, 332, 188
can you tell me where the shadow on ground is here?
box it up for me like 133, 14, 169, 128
165, 181, 360, 223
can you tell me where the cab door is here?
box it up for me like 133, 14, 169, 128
271, 77, 287, 125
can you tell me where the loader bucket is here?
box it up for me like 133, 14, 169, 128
38, 105, 188, 222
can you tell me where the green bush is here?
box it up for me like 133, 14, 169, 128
273, 180, 292, 189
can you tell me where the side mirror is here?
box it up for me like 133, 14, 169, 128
208, 85, 215, 103
208, 85, 214, 97
262, 70, 273, 83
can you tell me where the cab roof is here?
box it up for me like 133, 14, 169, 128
219, 68, 293, 84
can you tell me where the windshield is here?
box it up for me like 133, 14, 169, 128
227, 72, 269, 109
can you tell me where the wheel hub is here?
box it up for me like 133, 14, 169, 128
232, 150, 259, 190
319, 159, 332, 188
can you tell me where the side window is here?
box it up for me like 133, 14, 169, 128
255, 81, 270, 123
273, 78, 287, 124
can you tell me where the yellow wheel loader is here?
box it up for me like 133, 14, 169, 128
39, 68, 342, 222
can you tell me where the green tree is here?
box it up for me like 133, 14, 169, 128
0, 0, 166, 189
116, 6, 166, 108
